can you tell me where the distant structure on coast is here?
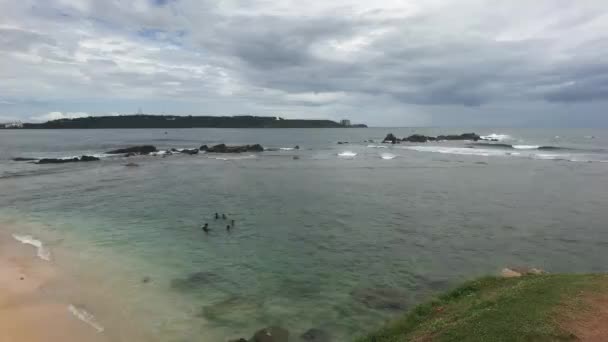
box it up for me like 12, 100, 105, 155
2, 121, 23, 128
340, 119, 352, 127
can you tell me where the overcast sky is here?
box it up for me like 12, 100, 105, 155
1, 0, 607, 126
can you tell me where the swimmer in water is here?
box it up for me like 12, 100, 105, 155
202, 223, 209, 232
231, 219, 235, 226
215, 213, 219, 219
222, 214, 227, 220
226, 225, 231, 231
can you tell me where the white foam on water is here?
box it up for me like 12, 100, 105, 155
210, 154, 257, 161
367, 145, 388, 149
380, 153, 397, 160
338, 151, 357, 158
279, 147, 295, 151
513, 145, 540, 150
481, 133, 512, 141
12, 234, 51, 261
403, 146, 506, 157
68, 305, 104, 333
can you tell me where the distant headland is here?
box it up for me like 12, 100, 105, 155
1, 115, 367, 129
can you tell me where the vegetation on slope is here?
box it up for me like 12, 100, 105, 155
357, 274, 608, 342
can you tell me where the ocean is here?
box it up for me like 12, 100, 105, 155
1, 128, 607, 341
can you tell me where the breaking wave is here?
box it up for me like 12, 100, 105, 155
68, 305, 104, 333
480, 133, 512, 141
12, 234, 51, 261
338, 151, 357, 158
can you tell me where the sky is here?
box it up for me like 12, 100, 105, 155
0, 0, 607, 127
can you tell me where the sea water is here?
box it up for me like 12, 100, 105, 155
1, 128, 608, 341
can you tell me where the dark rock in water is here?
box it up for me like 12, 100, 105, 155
294, 145, 300, 150
403, 134, 430, 143
351, 287, 409, 310
437, 133, 480, 141
180, 148, 199, 155
301, 328, 331, 342
293, 156, 300, 160
80, 155, 100, 162
106, 145, 157, 155
37, 155, 100, 164
382, 133, 398, 144
170, 271, 220, 291
205, 144, 264, 153
337, 141, 348, 145
251, 326, 289, 342
170, 148, 178, 152
12, 157, 38, 161
199, 145, 209, 151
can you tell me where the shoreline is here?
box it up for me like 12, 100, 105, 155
0, 229, 109, 342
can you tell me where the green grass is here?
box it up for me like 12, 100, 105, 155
357, 274, 608, 342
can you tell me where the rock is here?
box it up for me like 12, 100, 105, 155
12, 157, 38, 161
337, 141, 348, 145
437, 133, 480, 141
180, 148, 199, 155
351, 287, 408, 310
37, 155, 100, 164
170, 271, 220, 291
200, 145, 209, 151
294, 145, 300, 150
301, 328, 331, 342
205, 144, 265, 153
251, 326, 289, 342
403, 134, 430, 143
293, 156, 300, 160
382, 133, 398, 144
501, 268, 522, 278
106, 145, 157, 155
80, 155, 100, 162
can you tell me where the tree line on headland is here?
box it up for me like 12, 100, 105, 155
1, 115, 367, 129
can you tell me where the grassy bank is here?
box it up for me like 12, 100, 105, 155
357, 274, 608, 342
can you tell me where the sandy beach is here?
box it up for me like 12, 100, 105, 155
0, 229, 109, 342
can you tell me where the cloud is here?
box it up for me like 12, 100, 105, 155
0, 0, 607, 126
30, 111, 92, 122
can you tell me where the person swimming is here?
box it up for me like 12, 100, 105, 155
226, 225, 231, 231
215, 213, 219, 219
231, 219, 235, 226
222, 214, 227, 220
202, 223, 209, 233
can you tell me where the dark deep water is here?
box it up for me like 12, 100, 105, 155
1, 128, 607, 341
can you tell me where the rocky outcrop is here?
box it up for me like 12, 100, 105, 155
301, 328, 331, 342
204, 144, 264, 153
36, 155, 100, 164
12, 157, 38, 161
501, 267, 545, 278
436, 133, 480, 141
180, 148, 199, 155
382, 133, 481, 143
382, 133, 398, 144
106, 145, 157, 155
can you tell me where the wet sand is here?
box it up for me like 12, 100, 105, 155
0, 229, 109, 342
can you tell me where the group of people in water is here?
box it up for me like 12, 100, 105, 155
201, 213, 234, 233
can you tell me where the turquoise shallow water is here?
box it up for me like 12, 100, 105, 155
1, 128, 608, 341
